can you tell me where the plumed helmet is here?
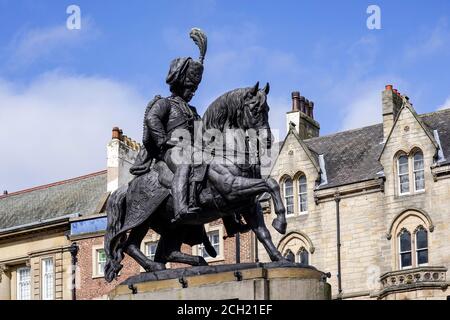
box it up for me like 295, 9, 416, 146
165, 28, 207, 88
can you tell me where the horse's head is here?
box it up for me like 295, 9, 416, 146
241, 81, 272, 149
203, 81, 273, 149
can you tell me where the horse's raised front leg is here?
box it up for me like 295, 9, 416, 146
208, 163, 286, 234
124, 223, 166, 272
266, 178, 287, 235
242, 203, 289, 262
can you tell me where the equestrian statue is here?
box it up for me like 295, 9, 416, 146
104, 28, 288, 283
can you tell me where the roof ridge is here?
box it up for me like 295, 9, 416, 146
419, 107, 450, 118
305, 123, 382, 142
0, 170, 107, 199
303, 107, 450, 144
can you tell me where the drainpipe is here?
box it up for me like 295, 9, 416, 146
69, 242, 79, 301
334, 192, 343, 299
235, 233, 241, 264
254, 233, 259, 263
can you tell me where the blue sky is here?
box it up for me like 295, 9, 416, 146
1, 0, 450, 191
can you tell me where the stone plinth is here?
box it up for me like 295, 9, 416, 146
108, 262, 331, 300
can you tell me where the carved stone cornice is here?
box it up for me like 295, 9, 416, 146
431, 164, 450, 181
378, 266, 448, 299
314, 179, 383, 204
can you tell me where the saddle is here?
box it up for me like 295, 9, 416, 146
153, 161, 208, 207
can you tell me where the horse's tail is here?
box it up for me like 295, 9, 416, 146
104, 185, 128, 283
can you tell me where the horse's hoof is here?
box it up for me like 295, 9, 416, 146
272, 219, 287, 235
197, 257, 208, 266
144, 262, 166, 272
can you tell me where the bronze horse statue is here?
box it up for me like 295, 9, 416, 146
104, 82, 288, 283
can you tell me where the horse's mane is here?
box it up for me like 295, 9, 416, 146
203, 88, 249, 131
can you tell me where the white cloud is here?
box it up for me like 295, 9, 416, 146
0, 71, 147, 192
340, 87, 382, 131
438, 97, 450, 110
405, 18, 450, 61
5, 18, 99, 68
338, 77, 407, 131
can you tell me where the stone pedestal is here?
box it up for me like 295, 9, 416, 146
108, 262, 331, 300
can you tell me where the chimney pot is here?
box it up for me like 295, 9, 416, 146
305, 99, 311, 117
291, 91, 301, 111
3, 190, 8, 195
385, 85, 393, 91
299, 96, 306, 113
112, 127, 121, 140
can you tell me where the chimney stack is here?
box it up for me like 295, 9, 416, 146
107, 127, 140, 192
112, 127, 121, 140
3, 190, 7, 195
382, 85, 404, 140
286, 91, 320, 140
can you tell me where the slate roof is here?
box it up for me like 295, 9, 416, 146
301, 108, 450, 190
0, 171, 107, 231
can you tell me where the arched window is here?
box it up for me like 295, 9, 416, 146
415, 227, 428, 266
398, 229, 412, 269
298, 247, 309, 265
413, 152, 425, 192
283, 178, 294, 216
298, 175, 308, 213
397, 155, 410, 195
284, 249, 295, 263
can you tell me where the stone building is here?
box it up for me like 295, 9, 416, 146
2, 85, 449, 300
0, 171, 106, 300
260, 85, 450, 300
0, 128, 253, 300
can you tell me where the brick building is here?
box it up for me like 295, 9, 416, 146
67, 130, 255, 300
0, 171, 106, 300
2, 85, 449, 300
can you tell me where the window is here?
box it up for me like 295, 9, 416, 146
399, 230, 412, 269
145, 242, 158, 261
198, 230, 220, 259
283, 178, 294, 216
17, 267, 31, 300
415, 227, 428, 266
284, 249, 295, 262
396, 150, 426, 196
298, 248, 309, 265
96, 249, 106, 276
298, 175, 308, 213
41, 258, 54, 300
413, 152, 425, 192
398, 155, 410, 195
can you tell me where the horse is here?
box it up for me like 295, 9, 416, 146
104, 82, 288, 283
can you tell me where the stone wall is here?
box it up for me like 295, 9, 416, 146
259, 100, 450, 300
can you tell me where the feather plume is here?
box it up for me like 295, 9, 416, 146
190, 28, 208, 64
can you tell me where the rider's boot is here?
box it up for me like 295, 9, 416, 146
171, 164, 200, 224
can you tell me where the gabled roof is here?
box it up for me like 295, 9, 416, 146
304, 124, 384, 190
300, 108, 450, 190
378, 101, 439, 161
0, 171, 107, 231
272, 124, 321, 177
421, 108, 450, 165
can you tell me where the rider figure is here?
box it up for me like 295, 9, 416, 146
130, 29, 207, 223
149, 57, 203, 223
